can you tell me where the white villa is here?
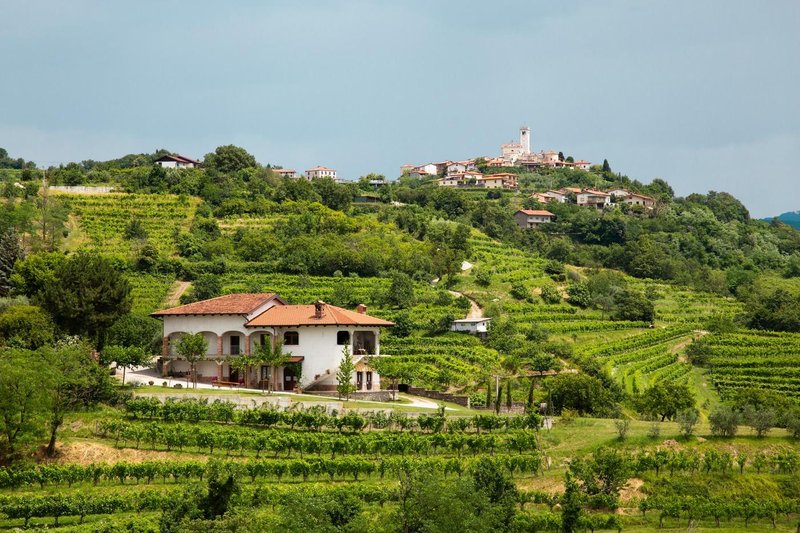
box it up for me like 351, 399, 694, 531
305, 166, 338, 180
152, 294, 393, 393
154, 154, 201, 169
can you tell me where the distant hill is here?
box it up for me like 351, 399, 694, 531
762, 211, 800, 229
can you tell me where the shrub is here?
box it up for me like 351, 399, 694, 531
540, 285, 561, 305
709, 405, 741, 437
475, 269, 492, 287
676, 408, 699, 437
510, 282, 531, 301
614, 419, 630, 440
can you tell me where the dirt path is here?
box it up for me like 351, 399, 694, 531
674, 330, 709, 362
164, 280, 191, 308
448, 290, 483, 319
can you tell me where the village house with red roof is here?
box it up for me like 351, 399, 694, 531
305, 166, 337, 180
514, 209, 555, 229
152, 294, 393, 394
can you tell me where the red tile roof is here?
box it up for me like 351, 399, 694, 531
246, 302, 394, 328
156, 154, 201, 165
151, 293, 280, 317
486, 172, 518, 178
518, 209, 555, 217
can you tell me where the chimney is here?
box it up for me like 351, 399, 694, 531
314, 300, 325, 319
356, 304, 367, 314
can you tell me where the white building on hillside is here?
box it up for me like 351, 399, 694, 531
152, 294, 393, 393
305, 166, 337, 180
451, 318, 492, 337
155, 154, 201, 169
273, 169, 297, 179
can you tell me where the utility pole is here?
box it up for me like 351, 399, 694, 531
40, 168, 48, 249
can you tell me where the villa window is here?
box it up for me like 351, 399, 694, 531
230, 335, 240, 355
284, 331, 299, 345
337, 331, 350, 345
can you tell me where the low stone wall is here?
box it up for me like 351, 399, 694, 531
406, 387, 471, 408
49, 185, 116, 194
307, 390, 394, 402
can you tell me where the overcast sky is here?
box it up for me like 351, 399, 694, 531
1, 1, 798, 217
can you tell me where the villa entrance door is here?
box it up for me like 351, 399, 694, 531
283, 366, 298, 392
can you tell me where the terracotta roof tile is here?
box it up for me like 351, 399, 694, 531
152, 293, 279, 316
518, 209, 555, 217
246, 303, 394, 328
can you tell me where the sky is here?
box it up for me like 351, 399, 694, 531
1, 0, 798, 217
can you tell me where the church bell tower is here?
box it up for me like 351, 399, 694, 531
520, 126, 531, 154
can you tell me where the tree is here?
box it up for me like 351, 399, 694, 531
38, 252, 132, 348
0, 229, 21, 296
41, 343, 115, 456
253, 338, 291, 393
0, 348, 49, 461
611, 290, 655, 323
175, 333, 208, 389
336, 344, 356, 400
602, 159, 611, 173
570, 447, 631, 504
746, 288, 800, 332
100, 345, 149, 385
203, 145, 257, 173
637, 382, 695, 421
9, 252, 65, 299
0, 305, 55, 349
391, 310, 413, 338
743, 405, 774, 437
471, 457, 517, 527
545, 373, 616, 417
106, 314, 161, 352
384, 271, 415, 308
394, 468, 512, 533
182, 274, 222, 304
709, 405, 741, 437
676, 408, 699, 437
561, 472, 583, 533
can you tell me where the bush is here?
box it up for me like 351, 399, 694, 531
614, 419, 630, 440
510, 282, 531, 301
709, 405, 741, 437
469, 392, 486, 408
475, 269, 492, 287
540, 285, 561, 305
676, 408, 699, 437
566, 283, 591, 308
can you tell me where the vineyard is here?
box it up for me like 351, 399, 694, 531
2, 404, 800, 531
127, 273, 176, 315
698, 330, 800, 399
379, 333, 501, 388
55, 192, 199, 256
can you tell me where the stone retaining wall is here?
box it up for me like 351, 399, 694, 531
406, 387, 471, 407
